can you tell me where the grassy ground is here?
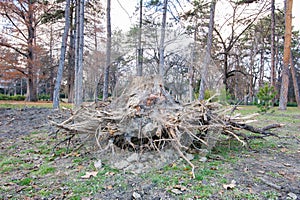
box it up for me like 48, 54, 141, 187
0, 103, 299, 199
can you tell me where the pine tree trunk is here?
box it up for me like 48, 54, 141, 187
53, 0, 71, 109
158, 0, 168, 77
290, 53, 300, 108
103, 0, 112, 101
278, 0, 293, 110
199, 0, 216, 100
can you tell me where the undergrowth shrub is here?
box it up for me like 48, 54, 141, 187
256, 84, 276, 113
0, 94, 26, 101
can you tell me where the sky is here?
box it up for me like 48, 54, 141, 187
111, 0, 300, 32
292, 0, 299, 31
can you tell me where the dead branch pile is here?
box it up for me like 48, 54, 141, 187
50, 76, 283, 177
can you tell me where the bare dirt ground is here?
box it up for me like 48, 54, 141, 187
0, 106, 299, 199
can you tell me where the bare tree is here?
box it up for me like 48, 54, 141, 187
278, 0, 293, 110
103, 0, 112, 101
74, 0, 85, 108
53, 0, 71, 109
67, 1, 76, 103
214, 0, 268, 93
159, 0, 168, 77
270, 0, 276, 89
0, 0, 50, 101
137, 0, 143, 76
198, 0, 216, 100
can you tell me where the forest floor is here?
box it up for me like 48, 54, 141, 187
0, 101, 299, 200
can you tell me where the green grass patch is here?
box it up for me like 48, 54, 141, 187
16, 177, 33, 186
20, 149, 36, 154
34, 164, 56, 175
0, 157, 24, 168
8, 144, 18, 149
65, 166, 119, 198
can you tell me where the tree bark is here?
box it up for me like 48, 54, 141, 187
290, 53, 300, 108
278, 0, 293, 110
53, 0, 71, 109
198, 0, 216, 100
158, 0, 168, 78
103, 0, 112, 101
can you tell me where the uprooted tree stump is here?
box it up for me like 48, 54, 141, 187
49, 76, 283, 178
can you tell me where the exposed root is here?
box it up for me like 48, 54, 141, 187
50, 76, 283, 178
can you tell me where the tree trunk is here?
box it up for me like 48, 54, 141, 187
249, 35, 258, 103
290, 53, 300, 108
68, 2, 75, 103
103, 0, 112, 101
53, 0, 71, 109
74, 0, 85, 107
223, 53, 229, 92
270, 0, 276, 89
25, 1, 38, 102
49, 25, 55, 101
137, 0, 143, 76
198, 0, 216, 100
158, 0, 168, 77
259, 48, 264, 87
278, 0, 293, 110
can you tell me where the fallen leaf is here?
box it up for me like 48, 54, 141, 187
106, 185, 113, 190
94, 160, 102, 169
170, 188, 182, 195
278, 171, 286, 176
76, 165, 84, 171
223, 180, 236, 190
132, 191, 142, 199
287, 192, 298, 200
248, 187, 253, 193
283, 163, 292, 167
81, 171, 98, 179
174, 185, 187, 191
105, 171, 115, 176
280, 148, 288, 152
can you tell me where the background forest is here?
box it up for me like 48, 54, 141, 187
0, 0, 299, 110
